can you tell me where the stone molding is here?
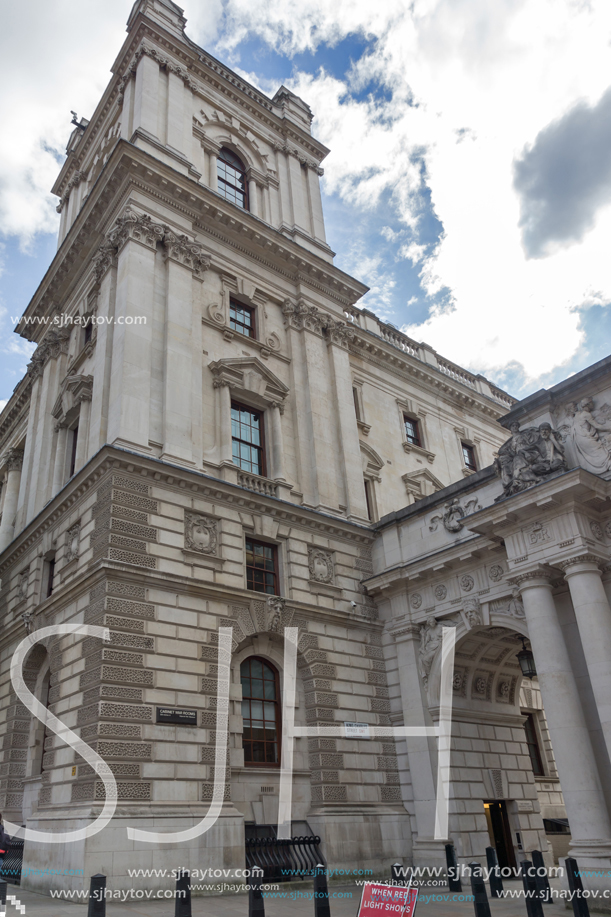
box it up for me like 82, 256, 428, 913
508, 569, 554, 588
163, 231, 211, 279
557, 553, 604, 572
52, 374, 94, 427
273, 140, 324, 174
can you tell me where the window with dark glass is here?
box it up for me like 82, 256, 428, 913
403, 415, 421, 447
462, 442, 477, 471
364, 479, 374, 521
246, 538, 278, 594
524, 713, 545, 776
69, 425, 79, 477
231, 402, 264, 476
84, 320, 93, 345
217, 147, 248, 210
240, 657, 281, 766
46, 556, 56, 598
230, 299, 255, 338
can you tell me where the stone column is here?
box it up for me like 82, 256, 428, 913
270, 402, 286, 482
391, 621, 447, 868
218, 382, 233, 464
516, 571, 611, 861
326, 325, 369, 521
0, 450, 24, 553
248, 178, 258, 217
209, 151, 218, 192
73, 396, 91, 474
51, 424, 68, 497
560, 554, 611, 763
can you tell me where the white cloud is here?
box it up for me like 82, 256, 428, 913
208, 0, 611, 384
2, 0, 611, 388
0, 400, 6, 413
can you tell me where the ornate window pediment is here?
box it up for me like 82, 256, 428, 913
209, 357, 288, 409
401, 468, 445, 504
52, 374, 93, 427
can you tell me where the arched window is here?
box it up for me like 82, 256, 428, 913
240, 657, 281, 766
217, 147, 248, 210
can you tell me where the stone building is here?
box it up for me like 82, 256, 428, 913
0, 0, 608, 902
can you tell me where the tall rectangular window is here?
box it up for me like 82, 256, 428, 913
46, 556, 56, 598
364, 479, 374, 521
231, 403, 265, 476
462, 442, 477, 471
403, 415, 421, 447
69, 425, 79, 477
241, 657, 281, 766
524, 713, 545, 776
229, 299, 255, 338
246, 538, 278, 595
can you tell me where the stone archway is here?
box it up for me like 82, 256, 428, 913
437, 623, 556, 867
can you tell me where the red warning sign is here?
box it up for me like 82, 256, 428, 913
356, 882, 418, 916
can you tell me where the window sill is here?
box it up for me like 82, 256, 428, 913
402, 441, 436, 464
182, 549, 224, 569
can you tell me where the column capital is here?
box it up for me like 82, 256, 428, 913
557, 553, 605, 574
387, 617, 421, 642
1, 448, 24, 473
508, 567, 555, 590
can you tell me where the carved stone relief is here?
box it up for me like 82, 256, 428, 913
308, 548, 334, 584
494, 421, 567, 499
434, 584, 447, 601
459, 575, 474, 592
463, 598, 482, 628
557, 396, 611, 475
490, 588, 525, 618
488, 564, 504, 582
17, 567, 29, 603
65, 523, 81, 562
418, 617, 455, 688
429, 496, 481, 533
523, 521, 551, 545
184, 513, 218, 555
410, 593, 423, 610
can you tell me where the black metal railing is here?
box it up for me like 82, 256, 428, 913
245, 835, 325, 882
0, 837, 24, 885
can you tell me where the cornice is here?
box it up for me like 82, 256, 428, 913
0, 445, 373, 576
0, 376, 33, 454
349, 331, 507, 422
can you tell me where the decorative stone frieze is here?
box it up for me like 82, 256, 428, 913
117, 41, 198, 109
494, 420, 567, 499
557, 396, 611, 474
184, 512, 218, 555
282, 299, 324, 334
557, 553, 604, 571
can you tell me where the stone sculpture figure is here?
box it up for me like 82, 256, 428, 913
494, 421, 567, 499
562, 399, 611, 474
419, 618, 443, 688
464, 598, 483, 627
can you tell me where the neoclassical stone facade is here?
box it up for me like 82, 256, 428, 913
0, 0, 607, 904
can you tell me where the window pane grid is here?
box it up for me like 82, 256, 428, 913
231, 403, 263, 475
217, 149, 248, 210
404, 416, 421, 446
246, 538, 277, 595
230, 300, 254, 337
462, 443, 477, 470
241, 657, 280, 765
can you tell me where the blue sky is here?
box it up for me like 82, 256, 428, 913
2, 0, 611, 409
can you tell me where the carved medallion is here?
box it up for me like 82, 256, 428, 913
434, 584, 447, 601
185, 512, 218, 554
308, 547, 334, 584
590, 521, 604, 541
459, 575, 474, 592
488, 564, 504, 582
410, 593, 423, 609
